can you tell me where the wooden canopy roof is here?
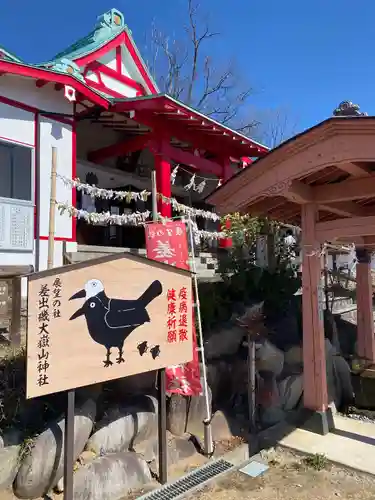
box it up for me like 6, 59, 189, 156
208, 116, 375, 222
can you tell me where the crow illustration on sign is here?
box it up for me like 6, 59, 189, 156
69, 279, 163, 367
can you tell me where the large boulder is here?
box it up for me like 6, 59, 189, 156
134, 431, 197, 467
112, 371, 157, 396
73, 452, 151, 500
14, 398, 96, 499
185, 383, 212, 438
325, 338, 339, 406
204, 325, 244, 360
0, 429, 21, 490
167, 394, 188, 437
283, 345, 303, 374
211, 410, 234, 441
258, 374, 285, 428
86, 395, 157, 455
278, 374, 303, 411
332, 354, 354, 406
255, 339, 284, 377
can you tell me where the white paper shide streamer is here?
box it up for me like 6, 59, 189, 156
58, 175, 221, 222
57, 176, 226, 241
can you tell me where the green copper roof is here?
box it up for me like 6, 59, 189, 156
0, 8, 158, 96
0, 45, 23, 63
51, 9, 127, 63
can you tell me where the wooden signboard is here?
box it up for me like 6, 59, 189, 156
26, 253, 193, 399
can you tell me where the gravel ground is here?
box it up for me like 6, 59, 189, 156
192, 448, 375, 500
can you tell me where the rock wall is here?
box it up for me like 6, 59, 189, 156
0, 304, 355, 500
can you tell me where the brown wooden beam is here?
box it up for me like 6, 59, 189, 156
316, 215, 375, 241
336, 162, 371, 177
281, 180, 367, 217
313, 175, 375, 203
319, 201, 368, 218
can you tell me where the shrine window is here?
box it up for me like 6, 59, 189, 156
0, 140, 33, 202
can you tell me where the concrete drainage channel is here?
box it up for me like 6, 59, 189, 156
136, 458, 235, 500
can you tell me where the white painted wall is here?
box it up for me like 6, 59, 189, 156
39, 117, 73, 240
0, 74, 73, 114
0, 101, 34, 146
37, 116, 74, 271
99, 72, 137, 98
0, 76, 75, 288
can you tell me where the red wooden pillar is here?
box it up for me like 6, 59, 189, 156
355, 248, 375, 364
155, 154, 172, 218
219, 158, 232, 248
301, 204, 331, 434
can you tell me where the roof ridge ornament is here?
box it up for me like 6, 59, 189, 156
93, 9, 126, 42
50, 58, 85, 82
333, 101, 368, 117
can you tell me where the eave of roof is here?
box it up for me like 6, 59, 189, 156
0, 45, 23, 63
206, 116, 375, 212
0, 60, 111, 109
111, 94, 269, 155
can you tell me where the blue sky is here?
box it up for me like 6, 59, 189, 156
0, 0, 374, 136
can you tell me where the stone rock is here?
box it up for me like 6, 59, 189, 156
258, 376, 285, 428
0, 429, 21, 490
86, 395, 157, 455
135, 432, 196, 469
204, 325, 245, 360
207, 361, 233, 405
73, 452, 151, 500
211, 411, 233, 441
255, 339, 284, 377
167, 394, 188, 436
185, 383, 212, 438
112, 371, 157, 396
332, 355, 354, 406
78, 450, 96, 466
325, 338, 339, 406
259, 407, 286, 428
284, 346, 303, 373
14, 398, 96, 499
278, 374, 303, 411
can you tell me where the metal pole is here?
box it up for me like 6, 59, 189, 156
63, 389, 75, 500
151, 168, 168, 484
47, 147, 57, 270
187, 214, 213, 456
247, 335, 256, 434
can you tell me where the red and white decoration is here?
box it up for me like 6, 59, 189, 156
145, 221, 202, 396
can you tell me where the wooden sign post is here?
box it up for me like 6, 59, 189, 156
25, 253, 193, 497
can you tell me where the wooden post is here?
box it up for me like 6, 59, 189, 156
154, 152, 171, 218
355, 248, 375, 365
301, 204, 331, 434
10, 277, 21, 346
47, 147, 57, 270
63, 390, 75, 500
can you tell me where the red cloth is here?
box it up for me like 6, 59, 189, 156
145, 221, 202, 396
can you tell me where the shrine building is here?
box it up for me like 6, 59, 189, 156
0, 8, 267, 283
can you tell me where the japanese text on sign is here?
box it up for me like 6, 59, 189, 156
36, 277, 62, 388
146, 222, 188, 270
167, 287, 189, 344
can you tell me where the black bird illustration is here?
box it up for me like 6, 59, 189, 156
69, 279, 163, 367
150, 345, 161, 360
137, 341, 148, 356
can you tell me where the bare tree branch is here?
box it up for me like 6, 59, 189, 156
254, 108, 299, 148
143, 0, 258, 136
